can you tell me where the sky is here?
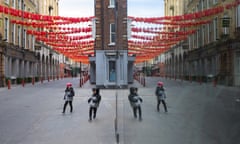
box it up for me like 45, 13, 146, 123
59, 0, 164, 18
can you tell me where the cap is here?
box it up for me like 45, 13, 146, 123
66, 82, 72, 87
157, 81, 163, 86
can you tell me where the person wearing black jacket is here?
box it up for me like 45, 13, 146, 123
128, 87, 143, 121
155, 81, 167, 113
88, 88, 101, 121
62, 83, 75, 114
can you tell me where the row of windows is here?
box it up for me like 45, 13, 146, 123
4, 17, 35, 50
188, 0, 219, 13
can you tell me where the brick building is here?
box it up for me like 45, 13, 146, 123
89, 0, 135, 88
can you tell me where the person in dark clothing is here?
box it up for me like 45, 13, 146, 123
128, 87, 143, 121
88, 88, 101, 121
155, 81, 167, 113
62, 82, 75, 114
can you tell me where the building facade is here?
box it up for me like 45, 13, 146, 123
163, 0, 240, 86
89, 0, 135, 88
0, 0, 61, 87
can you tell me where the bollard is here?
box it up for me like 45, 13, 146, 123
22, 79, 25, 87
213, 79, 216, 87
79, 78, 82, 87
48, 76, 50, 82
8, 80, 11, 89
143, 77, 146, 87
189, 76, 192, 83
41, 77, 43, 83
32, 77, 35, 85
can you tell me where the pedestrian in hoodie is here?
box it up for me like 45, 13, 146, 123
62, 82, 75, 114
155, 81, 167, 113
88, 88, 101, 121
128, 87, 143, 121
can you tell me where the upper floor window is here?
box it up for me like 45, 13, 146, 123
17, 0, 21, 9
213, 17, 218, 41
11, 24, 16, 44
109, 0, 115, 8
110, 23, 116, 44
5, 0, 9, 4
213, 0, 218, 5
237, 5, 240, 27
17, 26, 21, 45
4, 17, 9, 42
12, 0, 16, 8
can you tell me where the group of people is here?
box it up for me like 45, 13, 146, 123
128, 81, 168, 121
62, 81, 168, 122
62, 83, 101, 121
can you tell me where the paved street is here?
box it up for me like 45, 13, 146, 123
0, 77, 240, 144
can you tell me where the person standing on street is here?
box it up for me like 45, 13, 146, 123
88, 88, 101, 121
155, 81, 168, 113
62, 82, 75, 114
128, 87, 143, 121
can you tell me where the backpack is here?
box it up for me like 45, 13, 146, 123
158, 89, 163, 96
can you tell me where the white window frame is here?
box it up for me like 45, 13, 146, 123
11, 24, 16, 44
4, 0, 9, 4
12, 0, 16, 8
109, 23, 116, 45
17, 26, 21, 45
32, 35, 35, 51
18, 0, 21, 9
23, 29, 26, 48
108, 0, 115, 8
4, 17, 9, 42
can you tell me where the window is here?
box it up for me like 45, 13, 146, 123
209, 23, 212, 42
109, 0, 115, 8
237, 5, 240, 27
202, 26, 205, 45
213, 0, 218, 5
12, 0, 16, 8
4, 17, 9, 41
23, 29, 26, 48
18, 0, 21, 9
207, 24, 210, 43
17, 26, 21, 45
11, 24, 16, 44
110, 23, 116, 44
213, 17, 218, 41
5, 0, 9, 4
206, 0, 209, 9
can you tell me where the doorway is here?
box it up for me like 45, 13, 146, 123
109, 61, 116, 82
